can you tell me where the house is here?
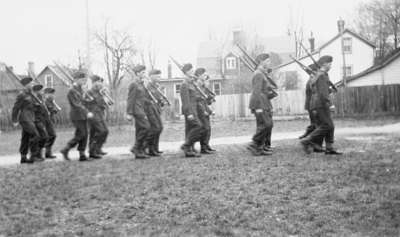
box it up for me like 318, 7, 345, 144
275, 20, 376, 90
0, 63, 25, 128
336, 48, 400, 87
36, 64, 74, 121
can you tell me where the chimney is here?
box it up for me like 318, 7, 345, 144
337, 18, 345, 33
309, 32, 315, 52
232, 28, 245, 46
167, 60, 172, 79
28, 61, 36, 78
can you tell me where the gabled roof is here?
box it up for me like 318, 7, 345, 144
0, 65, 24, 91
37, 64, 73, 87
336, 48, 400, 86
319, 29, 375, 50
275, 28, 376, 70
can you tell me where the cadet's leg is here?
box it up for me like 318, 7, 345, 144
35, 121, 48, 160
97, 120, 108, 155
250, 111, 270, 155
182, 115, 205, 157
199, 114, 212, 154
133, 115, 151, 159
44, 120, 57, 158
19, 121, 38, 163
154, 112, 163, 153
88, 119, 103, 159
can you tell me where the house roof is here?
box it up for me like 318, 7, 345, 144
37, 64, 73, 86
275, 28, 376, 70
319, 29, 375, 50
336, 48, 400, 86
0, 63, 24, 91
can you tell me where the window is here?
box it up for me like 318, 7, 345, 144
213, 82, 221, 95
174, 83, 181, 97
342, 37, 352, 54
342, 65, 353, 77
226, 57, 237, 70
44, 74, 54, 88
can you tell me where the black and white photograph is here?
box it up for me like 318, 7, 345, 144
0, 0, 400, 236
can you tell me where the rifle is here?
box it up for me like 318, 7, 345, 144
235, 44, 278, 89
168, 56, 210, 101
126, 66, 159, 104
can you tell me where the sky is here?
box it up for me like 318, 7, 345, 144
0, 0, 367, 77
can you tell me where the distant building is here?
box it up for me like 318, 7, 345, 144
275, 20, 376, 90
337, 48, 400, 87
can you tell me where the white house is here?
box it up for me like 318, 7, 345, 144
337, 49, 400, 87
275, 21, 376, 89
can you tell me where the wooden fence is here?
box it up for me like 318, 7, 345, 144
332, 84, 400, 116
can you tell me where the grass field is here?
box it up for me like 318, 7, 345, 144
0, 116, 399, 156
0, 133, 399, 236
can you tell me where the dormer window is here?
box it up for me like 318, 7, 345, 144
45, 74, 54, 88
226, 57, 237, 70
343, 37, 352, 54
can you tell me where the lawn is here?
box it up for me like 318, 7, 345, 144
0, 116, 399, 156
0, 134, 399, 236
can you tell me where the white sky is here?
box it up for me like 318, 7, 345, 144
0, 0, 367, 76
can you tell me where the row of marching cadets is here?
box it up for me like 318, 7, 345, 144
126, 62, 216, 159
12, 77, 59, 163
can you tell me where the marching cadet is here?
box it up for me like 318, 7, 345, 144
86, 75, 109, 159
298, 63, 325, 153
300, 55, 342, 155
263, 68, 277, 152
60, 72, 94, 161
144, 69, 164, 156
126, 65, 151, 159
31, 84, 49, 161
43, 87, 59, 158
194, 68, 216, 154
180, 63, 207, 158
12, 77, 40, 164
248, 53, 274, 156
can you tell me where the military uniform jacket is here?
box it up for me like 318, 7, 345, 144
249, 70, 273, 111
127, 81, 150, 118
85, 90, 107, 121
309, 71, 331, 110
197, 85, 213, 116
180, 80, 201, 117
67, 85, 89, 121
11, 89, 37, 123
33, 94, 51, 123
45, 97, 58, 121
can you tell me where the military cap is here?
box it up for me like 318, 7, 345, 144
255, 53, 270, 65
132, 65, 146, 73
308, 63, 319, 71
181, 63, 193, 73
32, 84, 43, 91
44, 88, 55, 94
72, 71, 87, 80
149, 69, 162, 76
91, 74, 103, 82
20, 77, 33, 86
317, 55, 333, 65
194, 68, 206, 77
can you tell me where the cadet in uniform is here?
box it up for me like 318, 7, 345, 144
60, 72, 94, 161
126, 65, 151, 159
12, 77, 40, 164
263, 68, 277, 152
300, 55, 342, 155
144, 69, 164, 156
43, 87, 58, 158
298, 63, 324, 152
32, 84, 49, 161
180, 63, 207, 158
248, 53, 274, 156
194, 67, 216, 154
86, 75, 109, 159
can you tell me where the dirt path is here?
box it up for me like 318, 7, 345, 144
0, 123, 399, 167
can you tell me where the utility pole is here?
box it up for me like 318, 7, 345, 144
85, 0, 92, 87
338, 18, 347, 116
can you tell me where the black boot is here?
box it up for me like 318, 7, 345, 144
325, 143, 343, 155
60, 146, 71, 161
89, 152, 102, 159
148, 146, 161, 157
45, 148, 57, 159
201, 146, 213, 154
206, 145, 216, 152
20, 155, 33, 164
79, 151, 92, 161
181, 144, 200, 158
98, 149, 107, 155
135, 149, 150, 159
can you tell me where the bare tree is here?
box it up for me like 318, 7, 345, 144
354, 0, 400, 59
94, 20, 136, 99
